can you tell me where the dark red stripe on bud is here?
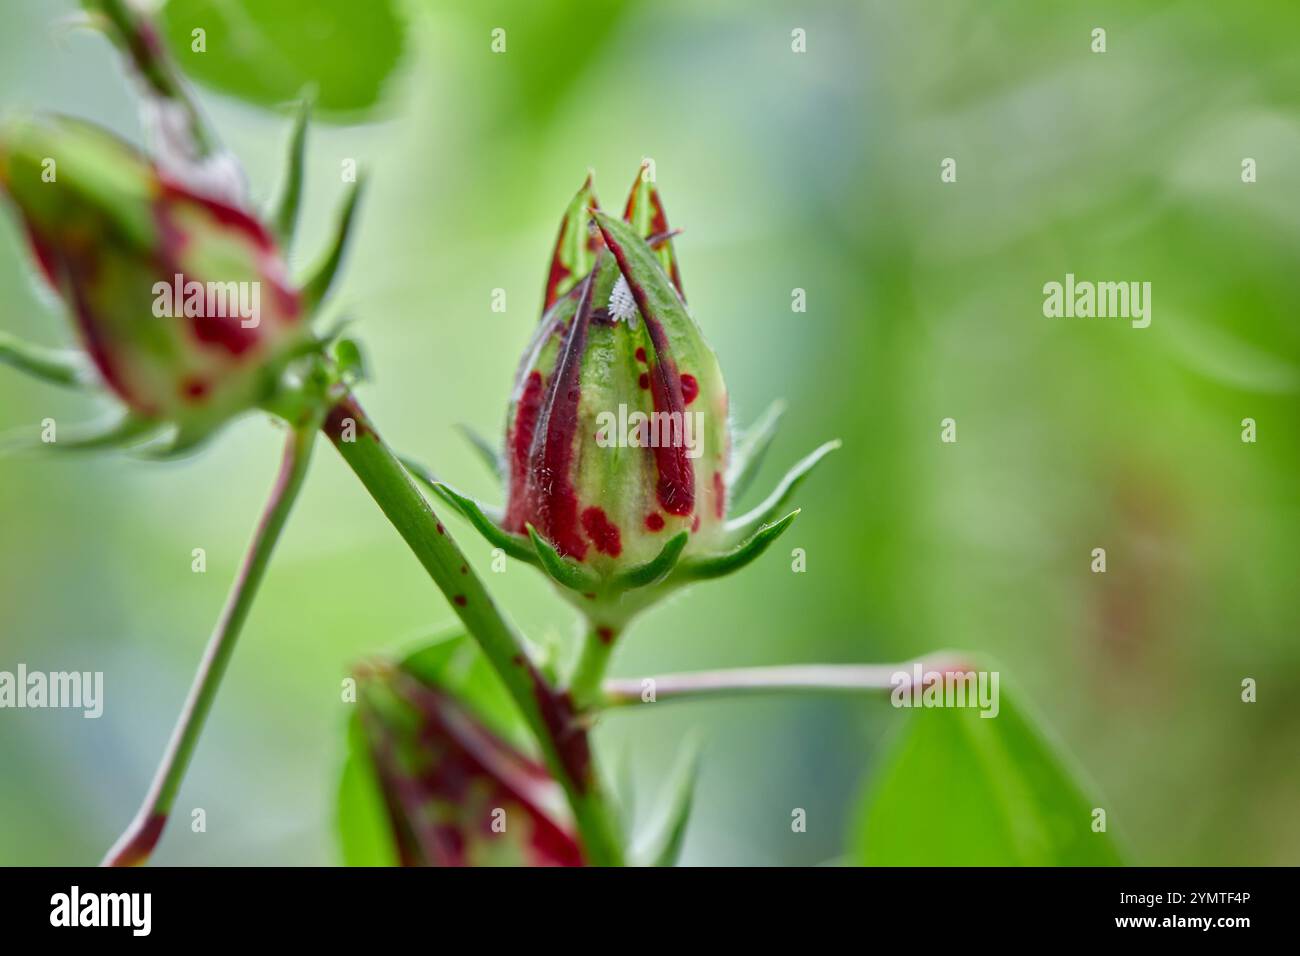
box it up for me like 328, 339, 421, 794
596, 218, 695, 516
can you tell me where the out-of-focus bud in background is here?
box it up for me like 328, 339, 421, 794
353, 659, 583, 867
0, 114, 306, 449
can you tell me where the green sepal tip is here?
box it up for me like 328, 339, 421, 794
0, 331, 94, 390
613, 531, 688, 590
301, 171, 367, 312
631, 736, 701, 867
727, 399, 787, 504
726, 440, 839, 542
526, 523, 600, 592
267, 97, 310, 247
674, 508, 799, 583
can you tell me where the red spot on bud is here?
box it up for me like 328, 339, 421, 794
635, 347, 647, 363
453, 595, 467, 606
180, 377, 209, 402
713, 471, 726, 519
638, 372, 649, 389
680, 373, 699, 405
596, 626, 615, 644
645, 513, 665, 531
581, 507, 622, 557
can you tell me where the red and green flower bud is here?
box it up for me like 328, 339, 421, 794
0, 114, 304, 439
503, 170, 730, 578
354, 662, 583, 867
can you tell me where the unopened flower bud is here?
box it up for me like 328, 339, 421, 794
503, 169, 729, 576
0, 114, 304, 441
354, 662, 583, 867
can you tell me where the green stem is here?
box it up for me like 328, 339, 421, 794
323, 394, 625, 866
102, 422, 317, 866
568, 624, 617, 712
91, 0, 219, 158
599, 655, 971, 710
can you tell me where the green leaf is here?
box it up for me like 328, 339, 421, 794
158, 0, 407, 117
852, 679, 1124, 866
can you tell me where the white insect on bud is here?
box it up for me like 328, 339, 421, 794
608, 274, 639, 329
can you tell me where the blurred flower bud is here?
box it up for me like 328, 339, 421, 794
0, 114, 304, 443
355, 662, 583, 867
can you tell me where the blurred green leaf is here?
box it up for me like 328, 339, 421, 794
159, 0, 406, 116
852, 680, 1123, 866
336, 716, 399, 866
466, 0, 636, 129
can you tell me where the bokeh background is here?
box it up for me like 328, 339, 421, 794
1, 0, 1297, 865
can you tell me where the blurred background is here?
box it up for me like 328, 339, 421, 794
1, 0, 1297, 865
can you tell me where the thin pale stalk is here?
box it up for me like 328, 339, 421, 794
102, 423, 317, 866
600, 655, 972, 709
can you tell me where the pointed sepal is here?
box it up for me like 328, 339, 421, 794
674, 509, 799, 583
726, 440, 840, 542
631, 737, 701, 867
622, 162, 684, 299
527, 523, 600, 592
267, 98, 310, 247
134, 419, 222, 460
457, 423, 503, 483
0, 331, 94, 389
301, 172, 367, 312
613, 531, 688, 590
542, 173, 600, 314
727, 400, 787, 504
1, 413, 161, 457
434, 482, 538, 567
